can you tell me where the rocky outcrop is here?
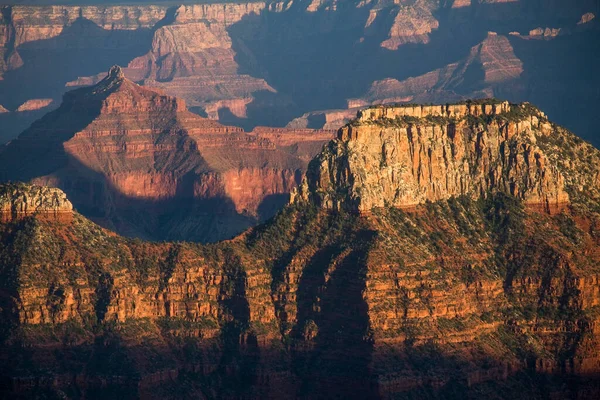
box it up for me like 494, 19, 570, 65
452, 0, 472, 8
295, 101, 570, 212
0, 183, 72, 221
15, 98, 53, 112
96, 3, 274, 116
0, 66, 333, 242
579, 12, 596, 25
2, 158, 600, 398
380, 0, 439, 50
349, 32, 524, 108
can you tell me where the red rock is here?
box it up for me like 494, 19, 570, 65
0, 66, 334, 241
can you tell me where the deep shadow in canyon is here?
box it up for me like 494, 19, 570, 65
1, 1, 600, 146
227, 1, 600, 146
509, 28, 600, 148
0, 17, 155, 110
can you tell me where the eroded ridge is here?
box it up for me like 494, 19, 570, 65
295, 100, 572, 213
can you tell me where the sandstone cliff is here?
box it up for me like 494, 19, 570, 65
0, 66, 333, 242
0, 182, 72, 222
295, 101, 575, 213
2, 100, 600, 398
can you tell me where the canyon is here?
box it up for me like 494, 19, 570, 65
0, 0, 599, 148
1, 1, 600, 398
1, 100, 600, 398
0, 65, 334, 242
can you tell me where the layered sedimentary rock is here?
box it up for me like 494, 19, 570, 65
380, 0, 439, 50
10, 4, 166, 44
125, 3, 274, 113
64, 2, 276, 123
0, 66, 333, 241
349, 32, 524, 107
1, 1, 600, 146
2, 100, 600, 398
295, 101, 570, 212
251, 126, 337, 161
0, 183, 72, 221
0, 4, 168, 78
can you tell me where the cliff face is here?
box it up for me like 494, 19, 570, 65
0, 4, 167, 79
0, 183, 72, 222
2, 101, 600, 398
348, 32, 525, 108
2, 179, 600, 397
296, 101, 572, 213
0, 66, 333, 242
123, 3, 275, 114
380, 0, 440, 50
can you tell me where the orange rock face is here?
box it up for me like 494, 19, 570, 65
0, 66, 334, 241
2, 172, 600, 398
296, 101, 569, 212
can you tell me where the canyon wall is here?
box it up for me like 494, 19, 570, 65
2, 1, 598, 146
2, 171, 600, 398
0, 66, 334, 242
295, 101, 570, 212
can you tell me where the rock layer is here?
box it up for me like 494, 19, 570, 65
0, 66, 333, 241
296, 101, 569, 212
0, 183, 72, 222
2, 162, 600, 398
1, 1, 600, 146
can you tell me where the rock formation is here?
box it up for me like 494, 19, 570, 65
1, 1, 600, 146
349, 32, 524, 108
0, 66, 333, 242
295, 101, 572, 212
15, 98, 53, 112
123, 3, 276, 115
380, 0, 440, 50
0, 182, 72, 222
2, 99, 600, 397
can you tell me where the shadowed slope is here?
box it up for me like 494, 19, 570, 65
0, 66, 333, 242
